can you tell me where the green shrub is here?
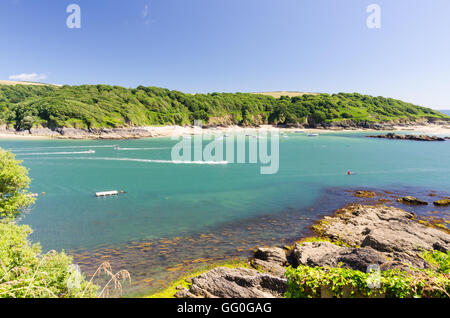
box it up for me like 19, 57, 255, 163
422, 250, 450, 274
0, 149, 35, 219
285, 265, 450, 298
0, 221, 98, 298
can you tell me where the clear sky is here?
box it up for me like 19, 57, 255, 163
0, 0, 449, 109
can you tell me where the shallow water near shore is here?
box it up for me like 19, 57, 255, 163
1, 131, 449, 295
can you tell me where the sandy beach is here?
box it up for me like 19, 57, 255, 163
1, 123, 450, 140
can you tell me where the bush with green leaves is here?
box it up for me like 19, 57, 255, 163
284, 263, 450, 298
0, 149, 34, 219
422, 250, 450, 274
0, 221, 97, 298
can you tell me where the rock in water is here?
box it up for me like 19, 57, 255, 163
367, 133, 446, 141
174, 267, 287, 298
396, 196, 428, 205
433, 199, 450, 206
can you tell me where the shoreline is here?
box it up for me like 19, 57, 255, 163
167, 191, 450, 298
118, 186, 448, 297
1, 123, 450, 140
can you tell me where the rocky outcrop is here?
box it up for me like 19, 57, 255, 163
314, 205, 449, 268
367, 133, 446, 141
174, 267, 287, 298
322, 120, 395, 130
29, 128, 60, 137
396, 196, 428, 205
175, 204, 449, 298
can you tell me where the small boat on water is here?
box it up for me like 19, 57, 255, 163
87, 149, 95, 153
295, 130, 304, 133
308, 133, 319, 137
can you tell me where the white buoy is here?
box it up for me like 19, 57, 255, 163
95, 190, 119, 197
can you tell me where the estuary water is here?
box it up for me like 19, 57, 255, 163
1, 131, 449, 295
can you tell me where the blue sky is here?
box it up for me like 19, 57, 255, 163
0, 0, 449, 109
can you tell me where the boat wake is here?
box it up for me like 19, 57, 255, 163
114, 147, 172, 151
22, 156, 229, 165
17, 150, 96, 155
11, 145, 116, 151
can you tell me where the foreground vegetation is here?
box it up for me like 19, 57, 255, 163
0, 147, 98, 298
285, 250, 450, 298
0, 84, 448, 130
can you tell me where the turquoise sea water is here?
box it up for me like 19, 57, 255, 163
1, 131, 449, 295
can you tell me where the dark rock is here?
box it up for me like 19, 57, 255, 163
336, 247, 387, 272
175, 267, 287, 298
292, 241, 386, 272
433, 242, 448, 253
433, 199, 450, 207
396, 196, 428, 205
174, 288, 200, 298
251, 247, 287, 276
354, 190, 376, 198
367, 133, 446, 141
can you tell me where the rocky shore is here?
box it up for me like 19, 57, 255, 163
1, 118, 449, 140
173, 204, 450, 298
367, 132, 448, 142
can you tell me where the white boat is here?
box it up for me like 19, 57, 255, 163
307, 133, 319, 137
295, 130, 304, 133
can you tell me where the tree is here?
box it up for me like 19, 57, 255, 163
0, 149, 35, 219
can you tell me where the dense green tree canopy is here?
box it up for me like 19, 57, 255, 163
0, 85, 447, 130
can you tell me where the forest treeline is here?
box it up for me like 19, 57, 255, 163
0, 84, 447, 130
